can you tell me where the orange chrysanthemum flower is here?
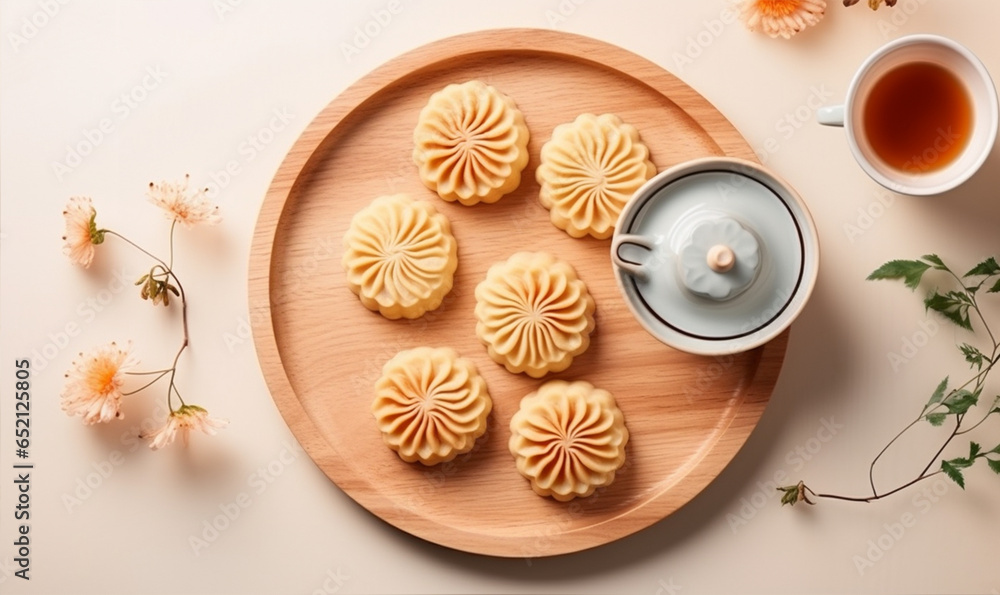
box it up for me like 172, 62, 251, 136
740, 0, 827, 39
61, 341, 136, 424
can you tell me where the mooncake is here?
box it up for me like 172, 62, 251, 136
474, 252, 595, 378
342, 194, 457, 319
413, 80, 530, 206
536, 113, 656, 239
509, 380, 629, 501
372, 347, 492, 466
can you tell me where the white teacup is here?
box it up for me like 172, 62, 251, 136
818, 34, 998, 196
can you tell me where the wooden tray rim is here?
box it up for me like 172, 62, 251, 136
248, 27, 786, 557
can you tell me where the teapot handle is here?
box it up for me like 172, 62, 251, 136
611, 234, 656, 281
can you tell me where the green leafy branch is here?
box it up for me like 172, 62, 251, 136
780, 254, 1000, 506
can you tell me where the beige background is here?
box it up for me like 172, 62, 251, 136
2, 1, 999, 593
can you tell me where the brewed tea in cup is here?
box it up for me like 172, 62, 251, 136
818, 35, 998, 196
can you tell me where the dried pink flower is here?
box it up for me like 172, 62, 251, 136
61, 341, 137, 424
62, 196, 104, 268
145, 404, 228, 450
148, 175, 221, 228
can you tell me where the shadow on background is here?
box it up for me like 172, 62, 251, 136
918, 140, 1000, 237
287, 143, 999, 582
334, 268, 857, 583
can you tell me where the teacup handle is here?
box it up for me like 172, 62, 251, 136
611, 234, 656, 281
817, 105, 845, 127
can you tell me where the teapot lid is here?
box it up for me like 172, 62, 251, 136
611, 157, 819, 355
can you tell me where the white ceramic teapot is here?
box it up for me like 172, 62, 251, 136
610, 157, 820, 356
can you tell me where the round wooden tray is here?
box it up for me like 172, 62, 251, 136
249, 28, 787, 557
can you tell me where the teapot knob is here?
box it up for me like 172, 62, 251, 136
679, 218, 760, 300
706, 244, 736, 273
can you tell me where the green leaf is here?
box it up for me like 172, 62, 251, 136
963, 256, 1000, 277
926, 377, 949, 408
941, 460, 966, 489
88, 211, 105, 245
968, 441, 982, 460
959, 344, 985, 370
988, 459, 1000, 475
779, 485, 799, 506
947, 456, 974, 469
943, 390, 979, 415
867, 259, 931, 290
989, 443, 1000, 455
777, 482, 812, 506
921, 254, 949, 271
925, 291, 973, 330
988, 278, 1000, 293
925, 413, 948, 426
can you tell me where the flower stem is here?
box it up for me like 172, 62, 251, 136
168, 219, 177, 271
103, 227, 190, 412
122, 370, 170, 395
809, 471, 943, 504
102, 230, 167, 270
164, 224, 188, 412
957, 395, 1000, 436
917, 417, 962, 479
165, 334, 188, 411
867, 417, 920, 498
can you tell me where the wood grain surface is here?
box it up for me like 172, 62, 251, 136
248, 28, 788, 557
